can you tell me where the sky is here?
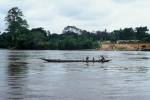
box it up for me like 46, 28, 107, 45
0, 0, 150, 33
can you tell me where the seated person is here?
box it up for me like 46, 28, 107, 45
86, 56, 89, 62
100, 55, 105, 61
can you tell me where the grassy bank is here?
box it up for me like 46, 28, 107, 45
99, 43, 150, 51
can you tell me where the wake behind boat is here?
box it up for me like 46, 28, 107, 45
41, 58, 111, 63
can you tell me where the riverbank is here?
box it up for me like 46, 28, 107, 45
99, 43, 150, 51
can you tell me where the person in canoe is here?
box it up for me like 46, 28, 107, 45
100, 55, 105, 62
92, 57, 95, 62
86, 56, 89, 63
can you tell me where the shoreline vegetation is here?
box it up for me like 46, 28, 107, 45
0, 7, 150, 50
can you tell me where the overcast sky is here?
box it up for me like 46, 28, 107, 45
0, 0, 150, 33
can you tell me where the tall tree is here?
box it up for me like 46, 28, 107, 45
5, 7, 29, 47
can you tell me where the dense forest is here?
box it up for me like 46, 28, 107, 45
0, 7, 150, 50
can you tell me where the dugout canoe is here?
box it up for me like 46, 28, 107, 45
41, 58, 111, 63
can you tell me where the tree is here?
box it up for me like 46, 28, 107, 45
5, 7, 29, 47
135, 26, 149, 40
63, 26, 82, 34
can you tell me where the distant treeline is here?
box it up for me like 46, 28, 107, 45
0, 7, 150, 50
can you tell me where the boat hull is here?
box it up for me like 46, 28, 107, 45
41, 58, 111, 63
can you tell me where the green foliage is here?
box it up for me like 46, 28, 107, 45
0, 32, 11, 48
4, 7, 29, 48
108, 27, 150, 43
135, 27, 149, 40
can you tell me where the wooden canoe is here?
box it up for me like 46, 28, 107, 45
41, 58, 111, 63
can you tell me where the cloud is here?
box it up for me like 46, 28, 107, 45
112, 0, 139, 3
0, 0, 150, 33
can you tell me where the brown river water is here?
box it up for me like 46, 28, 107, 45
0, 50, 150, 100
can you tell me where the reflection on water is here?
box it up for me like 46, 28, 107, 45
7, 51, 28, 100
0, 50, 150, 100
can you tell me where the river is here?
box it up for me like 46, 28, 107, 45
0, 50, 150, 100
